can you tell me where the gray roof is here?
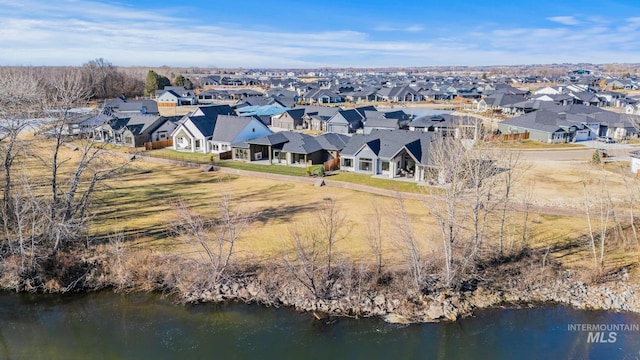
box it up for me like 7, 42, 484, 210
315, 132, 351, 151
341, 129, 434, 165
410, 114, 466, 128
195, 105, 236, 118
300, 106, 342, 119
246, 131, 347, 154
499, 110, 568, 133
190, 116, 216, 138
364, 117, 401, 128
212, 115, 265, 142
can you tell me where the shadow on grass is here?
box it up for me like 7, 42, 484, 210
254, 202, 321, 224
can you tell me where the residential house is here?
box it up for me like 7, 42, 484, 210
375, 86, 423, 102
570, 91, 603, 106
339, 129, 435, 183
240, 131, 324, 165
120, 115, 179, 147
271, 108, 305, 130
302, 106, 342, 131
476, 93, 527, 113
171, 105, 236, 153
497, 110, 590, 143
156, 86, 197, 107
362, 110, 411, 134
210, 115, 272, 154
103, 98, 159, 116
326, 109, 364, 134
304, 89, 344, 104
234, 131, 350, 167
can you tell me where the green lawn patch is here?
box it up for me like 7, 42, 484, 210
217, 160, 321, 177
146, 149, 217, 164
328, 172, 424, 193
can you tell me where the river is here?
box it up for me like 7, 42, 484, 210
0, 292, 638, 359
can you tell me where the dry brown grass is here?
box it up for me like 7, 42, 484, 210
11, 139, 640, 285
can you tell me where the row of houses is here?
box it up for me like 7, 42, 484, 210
497, 104, 640, 143
165, 105, 478, 183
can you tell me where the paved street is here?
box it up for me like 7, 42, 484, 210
519, 141, 640, 162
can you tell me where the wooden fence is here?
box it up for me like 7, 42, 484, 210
219, 150, 233, 160
487, 132, 530, 142
144, 139, 173, 150
324, 157, 340, 171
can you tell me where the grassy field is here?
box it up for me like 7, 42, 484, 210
328, 171, 423, 193
88, 154, 629, 272
19, 140, 638, 279
91, 160, 432, 261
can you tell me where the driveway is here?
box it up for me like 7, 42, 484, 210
519, 141, 640, 162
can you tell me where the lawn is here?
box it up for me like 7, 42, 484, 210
51, 141, 636, 278
328, 171, 424, 193
216, 160, 321, 177
145, 148, 215, 164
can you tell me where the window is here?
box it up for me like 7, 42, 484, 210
195, 139, 201, 149
234, 148, 248, 160
213, 144, 219, 151
342, 158, 353, 167
381, 161, 389, 171
359, 158, 372, 172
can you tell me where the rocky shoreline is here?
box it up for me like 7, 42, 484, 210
182, 270, 640, 324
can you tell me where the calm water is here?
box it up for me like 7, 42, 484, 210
1, 292, 639, 359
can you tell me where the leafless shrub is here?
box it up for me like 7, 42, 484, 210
283, 198, 349, 299
172, 186, 254, 285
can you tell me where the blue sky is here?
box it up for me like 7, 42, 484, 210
1, 0, 640, 68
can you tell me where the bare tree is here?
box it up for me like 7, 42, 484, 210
0, 67, 43, 245
391, 194, 425, 292
582, 166, 612, 270
285, 222, 324, 297
365, 199, 384, 276
173, 188, 254, 284
283, 198, 349, 298
427, 135, 468, 286
494, 147, 527, 257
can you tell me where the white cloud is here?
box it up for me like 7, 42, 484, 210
1, 0, 640, 67
547, 16, 580, 26
374, 25, 424, 32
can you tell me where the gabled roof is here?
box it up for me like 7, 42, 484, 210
246, 131, 324, 154
410, 114, 465, 128
315, 132, 351, 151
118, 99, 158, 114
279, 108, 305, 121
122, 114, 166, 136
340, 129, 434, 165
107, 117, 129, 131
212, 115, 258, 143
190, 116, 217, 138
499, 110, 568, 133
482, 93, 527, 107
300, 105, 342, 119
364, 117, 401, 128
329, 109, 363, 124
193, 105, 236, 118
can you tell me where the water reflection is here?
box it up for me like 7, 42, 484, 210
0, 292, 638, 359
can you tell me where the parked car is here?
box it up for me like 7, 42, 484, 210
597, 137, 616, 143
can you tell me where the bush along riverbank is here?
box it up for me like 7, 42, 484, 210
1, 247, 636, 324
